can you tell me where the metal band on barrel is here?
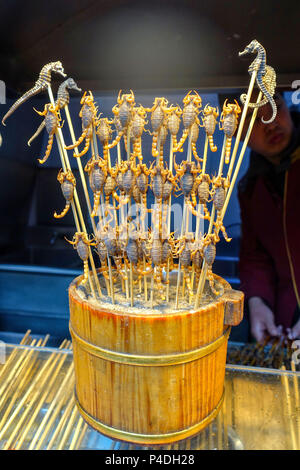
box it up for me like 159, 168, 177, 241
75, 390, 224, 444
69, 323, 230, 366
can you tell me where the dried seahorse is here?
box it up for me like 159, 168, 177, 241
239, 39, 277, 123
28, 77, 81, 146
240, 65, 277, 110
2, 61, 66, 126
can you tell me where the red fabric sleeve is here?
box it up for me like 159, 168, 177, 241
238, 189, 276, 309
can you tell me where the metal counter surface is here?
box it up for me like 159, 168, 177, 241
0, 337, 299, 450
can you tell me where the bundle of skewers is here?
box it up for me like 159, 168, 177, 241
227, 334, 300, 371
2, 40, 277, 310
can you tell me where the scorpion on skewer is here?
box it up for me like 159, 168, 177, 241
201, 232, 220, 296
211, 175, 232, 242
145, 97, 169, 158
54, 168, 76, 219
200, 104, 219, 153
174, 90, 202, 152
33, 102, 63, 164
174, 233, 195, 298
173, 158, 201, 218
197, 173, 212, 220
130, 105, 149, 162
65, 91, 98, 158
167, 105, 182, 151
219, 100, 241, 164
84, 157, 107, 217
191, 239, 203, 288
150, 163, 178, 235
112, 90, 136, 152
65, 232, 97, 285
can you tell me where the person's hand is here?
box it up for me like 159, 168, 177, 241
286, 318, 300, 340
248, 296, 281, 342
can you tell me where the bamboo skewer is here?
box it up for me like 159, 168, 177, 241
47, 85, 101, 299
90, 132, 115, 303
46, 395, 76, 449
0, 339, 42, 427
9, 342, 71, 451
29, 361, 74, 449
281, 365, 298, 450
291, 361, 300, 449
194, 135, 227, 308
57, 403, 79, 450
68, 416, 85, 450
194, 71, 259, 308
44, 389, 75, 450
0, 340, 67, 441
166, 135, 174, 302
64, 105, 95, 229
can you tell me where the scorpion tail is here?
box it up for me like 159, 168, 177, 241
28, 120, 46, 146
207, 269, 220, 296
65, 129, 87, 150
2, 85, 43, 126
73, 135, 91, 158
82, 260, 89, 285
216, 213, 232, 242
172, 135, 179, 151
38, 134, 53, 164
208, 135, 217, 152
54, 202, 70, 219
174, 129, 188, 152
107, 130, 124, 150
192, 143, 202, 162
91, 191, 101, 217
152, 132, 159, 157
225, 137, 232, 164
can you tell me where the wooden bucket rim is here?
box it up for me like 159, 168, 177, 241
69, 271, 232, 319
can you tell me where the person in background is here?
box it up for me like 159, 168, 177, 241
236, 91, 300, 342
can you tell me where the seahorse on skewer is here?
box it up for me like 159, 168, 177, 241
28, 78, 81, 146
239, 39, 277, 123
2, 61, 66, 126
33, 102, 63, 164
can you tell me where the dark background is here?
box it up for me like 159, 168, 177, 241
0, 0, 299, 344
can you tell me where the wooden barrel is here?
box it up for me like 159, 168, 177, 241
69, 274, 243, 445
